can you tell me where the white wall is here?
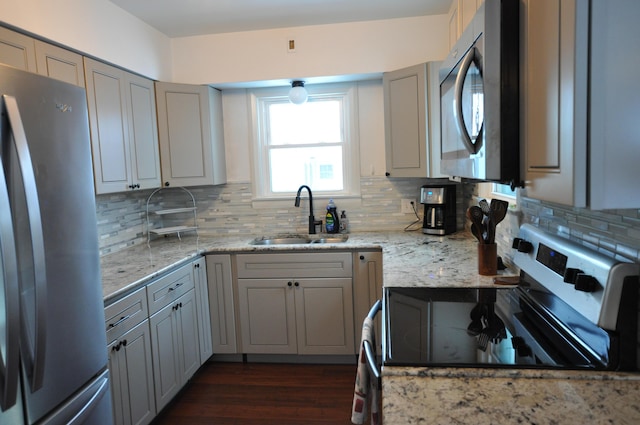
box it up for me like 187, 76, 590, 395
0, 0, 172, 80
171, 15, 449, 86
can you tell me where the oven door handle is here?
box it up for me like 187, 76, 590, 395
363, 299, 382, 389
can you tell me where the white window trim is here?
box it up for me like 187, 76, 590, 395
248, 82, 361, 203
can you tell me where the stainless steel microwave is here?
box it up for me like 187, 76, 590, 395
439, 0, 521, 189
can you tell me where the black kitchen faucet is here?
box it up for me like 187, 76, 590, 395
294, 185, 321, 234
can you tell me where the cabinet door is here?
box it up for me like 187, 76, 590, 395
124, 73, 161, 191
193, 257, 213, 363
108, 320, 156, 425
155, 82, 226, 187
521, 0, 588, 206
121, 321, 156, 425
383, 64, 427, 178
149, 289, 199, 412
84, 57, 132, 194
206, 254, 237, 354
108, 340, 125, 425
353, 251, 383, 351
0, 26, 36, 71
237, 279, 297, 354
149, 301, 181, 412
294, 278, 355, 355
34, 40, 85, 87
175, 289, 201, 383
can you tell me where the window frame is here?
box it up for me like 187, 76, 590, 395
248, 82, 361, 201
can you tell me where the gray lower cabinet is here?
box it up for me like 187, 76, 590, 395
193, 257, 214, 363
105, 257, 211, 423
105, 287, 155, 425
236, 252, 355, 355
206, 254, 237, 354
147, 263, 200, 412
353, 250, 383, 349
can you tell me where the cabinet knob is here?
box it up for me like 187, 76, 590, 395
287, 281, 293, 287
360, 255, 365, 260
385, 172, 390, 177
164, 182, 170, 187
294, 282, 299, 287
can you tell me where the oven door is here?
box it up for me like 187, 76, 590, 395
440, 35, 485, 180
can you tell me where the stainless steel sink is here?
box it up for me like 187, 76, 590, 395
309, 237, 348, 244
250, 237, 310, 245
250, 235, 348, 245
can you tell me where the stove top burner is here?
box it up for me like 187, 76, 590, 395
382, 225, 640, 371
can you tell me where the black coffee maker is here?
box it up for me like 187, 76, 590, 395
420, 185, 456, 235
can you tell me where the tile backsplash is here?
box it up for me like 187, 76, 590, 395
97, 179, 640, 267
95, 177, 474, 256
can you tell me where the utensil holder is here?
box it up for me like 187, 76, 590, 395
478, 243, 497, 275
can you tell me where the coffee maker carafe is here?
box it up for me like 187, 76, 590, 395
420, 185, 456, 235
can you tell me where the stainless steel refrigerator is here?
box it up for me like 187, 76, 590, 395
0, 64, 112, 424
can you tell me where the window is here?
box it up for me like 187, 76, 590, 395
250, 83, 360, 200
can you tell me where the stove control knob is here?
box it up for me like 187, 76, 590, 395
516, 240, 534, 253
574, 274, 599, 292
512, 238, 523, 249
563, 268, 584, 284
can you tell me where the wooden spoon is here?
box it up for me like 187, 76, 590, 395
467, 206, 486, 243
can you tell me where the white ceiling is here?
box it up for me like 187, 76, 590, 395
109, 0, 452, 38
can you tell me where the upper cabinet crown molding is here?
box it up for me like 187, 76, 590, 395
155, 81, 227, 188
383, 62, 443, 178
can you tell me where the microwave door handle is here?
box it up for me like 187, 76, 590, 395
3, 95, 47, 392
453, 47, 480, 155
0, 124, 20, 410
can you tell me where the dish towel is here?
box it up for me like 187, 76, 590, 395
351, 316, 380, 425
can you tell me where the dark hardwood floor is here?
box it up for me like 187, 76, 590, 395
152, 361, 360, 425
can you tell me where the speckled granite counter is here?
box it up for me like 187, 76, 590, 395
99, 231, 640, 424
101, 230, 514, 303
382, 367, 640, 424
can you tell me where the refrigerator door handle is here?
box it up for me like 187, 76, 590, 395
3, 94, 47, 391
0, 127, 20, 410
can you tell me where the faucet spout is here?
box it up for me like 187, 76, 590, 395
294, 185, 318, 234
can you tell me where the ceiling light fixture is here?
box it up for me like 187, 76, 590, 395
288, 80, 308, 105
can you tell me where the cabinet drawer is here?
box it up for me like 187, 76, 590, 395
105, 287, 148, 343
146, 263, 195, 316
236, 252, 353, 279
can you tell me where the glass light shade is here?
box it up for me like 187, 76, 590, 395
288, 81, 308, 104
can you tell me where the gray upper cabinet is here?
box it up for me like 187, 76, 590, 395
522, 0, 640, 209
383, 62, 443, 178
34, 40, 85, 87
84, 57, 161, 194
0, 26, 36, 71
155, 82, 227, 188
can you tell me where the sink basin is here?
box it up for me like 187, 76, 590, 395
250, 235, 348, 245
250, 237, 310, 245
310, 237, 349, 244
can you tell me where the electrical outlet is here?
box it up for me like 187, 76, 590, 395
401, 198, 415, 214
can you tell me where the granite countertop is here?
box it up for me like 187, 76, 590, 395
99, 230, 640, 424
383, 367, 640, 424
101, 230, 515, 303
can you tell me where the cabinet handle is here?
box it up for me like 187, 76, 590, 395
122, 340, 127, 347
108, 315, 131, 329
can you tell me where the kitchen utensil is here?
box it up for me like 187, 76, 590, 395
467, 206, 485, 243
467, 303, 484, 336
470, 223, 484, 243
485, 199, 509, 244
479, 198, 490, 215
